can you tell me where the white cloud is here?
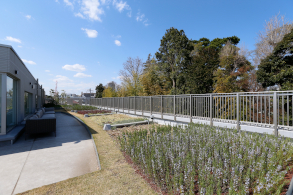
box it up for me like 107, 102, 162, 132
45, 70, 50, 72
81, 0, 104, 21
136, 11, 149, 26
81, 28, 98, 38
114, 40, 121, 46
127, 11, 131, 17
18, 45, 22, 48
74, 73, 92, 78
22, 59, 36, 65
143, 19, 150, 26
136, 12, 145, 21
112, 76, 123, 80
112, 35, 121, 39
62, 64, 86, 72
113, 0, 130, 12
25, 15, 31, 20
5, 36, 21, 43
64, 0, 74, 8
53, 75, 73, 82
75, 12, 85, 18
55, 0, 59, 2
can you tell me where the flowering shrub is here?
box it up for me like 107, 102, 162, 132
118, 124, 293, 194
77, 110, 111, 115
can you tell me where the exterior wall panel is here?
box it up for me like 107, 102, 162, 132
0, 44, 45, 133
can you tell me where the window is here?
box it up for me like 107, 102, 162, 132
6, 76, 17, 132
24, 92, 32, 116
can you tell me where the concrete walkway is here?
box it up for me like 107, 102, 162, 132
0, 113, 98, 195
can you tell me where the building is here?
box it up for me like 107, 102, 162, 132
82, 93, 95, 98
0, 44, 45, 135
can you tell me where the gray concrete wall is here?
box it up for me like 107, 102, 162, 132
0, 44, 44, 130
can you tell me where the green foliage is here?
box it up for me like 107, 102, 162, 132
141, 54, 170, 95
118, 124, 293, 194
214, 42, 254, 93
185, 36, 241, 94
95, 83, 104, 98
61, 104, 97, 111
155, 27, 192, 95
257, 28, 293, 90
102, 86, 117, 97
111, 118, 146, 126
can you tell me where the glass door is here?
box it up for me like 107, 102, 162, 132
6, 76, 17, 132
24, 92, 32, 116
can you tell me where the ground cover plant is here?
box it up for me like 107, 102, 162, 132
118, 124, 293, 194
77, 110, 111, 115
61, 104, 97, 111
111, 118, 147, 125
91, 114, 145, 126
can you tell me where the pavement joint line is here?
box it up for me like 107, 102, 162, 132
11, 138, 36, 195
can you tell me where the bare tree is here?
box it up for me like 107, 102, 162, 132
254, 13, 293, 66
119, 57, 144, 96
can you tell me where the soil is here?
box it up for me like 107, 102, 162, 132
107, 125, 293, 194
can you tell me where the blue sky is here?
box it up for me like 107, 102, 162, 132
1, 0, 292, 95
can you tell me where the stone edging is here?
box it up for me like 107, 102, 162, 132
57, 112, 102, 170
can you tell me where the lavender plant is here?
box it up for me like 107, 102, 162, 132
118, 124, 293, 194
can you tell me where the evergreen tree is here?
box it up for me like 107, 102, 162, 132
95, 83, 104, 98
155, 27, 192, 95
257, 28, 293, 90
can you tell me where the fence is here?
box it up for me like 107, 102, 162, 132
88, 91, 293, 135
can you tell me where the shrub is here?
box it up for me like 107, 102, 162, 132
61, 104, 97, 111
77, 110, 111, 115
118, 124, 293, 194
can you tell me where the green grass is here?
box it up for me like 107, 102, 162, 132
61, 104, 97, 111
111, 118, 147, 125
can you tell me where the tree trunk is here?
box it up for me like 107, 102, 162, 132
172, 79, 176, 95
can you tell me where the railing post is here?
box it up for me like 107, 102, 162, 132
141, 97, 143, 116
174, 95, 176, 121
150, 96, 152, 115
117, 97, 120, 112
128, 97, 130, 113
134, 96, 136, 115
190, 95, 192, 123
122, 97, 124, 113
161, 96, 163, 119
210, 94, 213, 127
236, 93, 240, 132
273, 92, 278, 137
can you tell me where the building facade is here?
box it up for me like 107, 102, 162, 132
0, 44, 45, 135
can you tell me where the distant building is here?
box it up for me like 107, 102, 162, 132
82, 93, 95, 98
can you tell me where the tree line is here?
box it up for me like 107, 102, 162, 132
96, 13, 293, 98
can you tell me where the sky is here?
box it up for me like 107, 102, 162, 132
1, 0, 292, 95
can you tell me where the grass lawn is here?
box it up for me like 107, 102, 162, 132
19, 112, 159, 195
89, 114, 146, 126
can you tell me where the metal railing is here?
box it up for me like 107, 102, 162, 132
89, 91, 293, 135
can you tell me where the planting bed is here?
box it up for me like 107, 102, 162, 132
90, 114, 145, 127
118, 124, 293, 194
77, 110, 111, 115
61, 104, 97, 111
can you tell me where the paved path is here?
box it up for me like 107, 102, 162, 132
0, 113, 98, 195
